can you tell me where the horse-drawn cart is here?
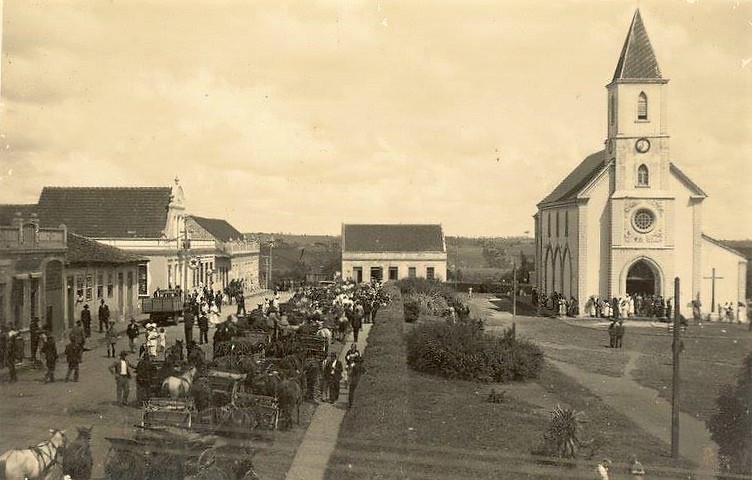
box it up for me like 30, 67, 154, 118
104, 429, 259, 480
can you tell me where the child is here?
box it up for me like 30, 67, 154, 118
105, 321, 118, 358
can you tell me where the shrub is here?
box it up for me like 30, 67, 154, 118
708, 352, 752, 476
406, 320, 543, 383
398, 278, 470, 321
403, 299, 420, 323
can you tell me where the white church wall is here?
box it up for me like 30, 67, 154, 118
670, 175, 698, 310
583, 169, 612, 300
700, 237, 747, 320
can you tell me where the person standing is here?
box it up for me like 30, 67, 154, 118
5, 330, 18, 383
64, 340, 82, 382
81, 304, 92, 338
236, 292, 246, 316
69, 320, 86, 359
98, 299, 111, 333
183, 302, 195, 345
348, 357, 365, 408
109, 351, 133, 406
41, 333, 58, 383
126, 319, 140, 353
215, 291, 223, 313
615, 320, 625, 349
198, 312, 209, 345
327, 352, 343, 403
29, 317, 41, 365
105, 321, 118, 358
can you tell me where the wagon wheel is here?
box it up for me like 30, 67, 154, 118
198, 447, 219, 470
104, 448, 147, 480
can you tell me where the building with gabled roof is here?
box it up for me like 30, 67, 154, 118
534, 10, 747, 319
341, 224, 447, 283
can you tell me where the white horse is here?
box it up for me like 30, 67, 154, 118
0, 429, 67, 480
162, 367, 197, 399
316, 327, 333, 348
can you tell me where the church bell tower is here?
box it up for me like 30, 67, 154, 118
606, 10, 676, 299
606, 9, 669, 193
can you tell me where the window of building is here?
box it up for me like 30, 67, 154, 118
637, 92, 648, 120
389, 266, 399, 281
555, 212, 560, 237
547, 212, 551, 237
137, 264, 148, 296
632, 208, 656, 233
107, 273, 114, 298
408, 267, 417, 278
85, 274, 93, 301
426, 267, 435, 280
370, 267, 383, 282
610, 94, 615, 125
564, 211, 569, 237
637, 164, 649, 186
97, 273, 104, 299
76, 275, 84, 299
0, 285, 5, 326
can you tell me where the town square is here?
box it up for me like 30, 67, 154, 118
0, 2, 750, 479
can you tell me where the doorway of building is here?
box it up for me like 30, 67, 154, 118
626, 260, 659, 296
44, 261, 64, 336
388, 267, 399, 281
370, 267, 383, 282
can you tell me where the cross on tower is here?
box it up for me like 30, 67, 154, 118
703, 268, 724, 313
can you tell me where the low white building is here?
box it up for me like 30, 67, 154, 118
341, 224, 447, 283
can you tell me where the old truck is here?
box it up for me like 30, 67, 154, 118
140, 290, 183, 325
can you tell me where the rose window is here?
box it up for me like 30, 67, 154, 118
632, 209, 655, 233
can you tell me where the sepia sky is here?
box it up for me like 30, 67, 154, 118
0, 0, 750, 238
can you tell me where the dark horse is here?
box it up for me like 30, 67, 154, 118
62, 426, 93, 480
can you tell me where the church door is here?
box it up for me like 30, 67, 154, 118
626, 260, 659, 296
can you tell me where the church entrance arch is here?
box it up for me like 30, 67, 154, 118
626, 259, 661, 296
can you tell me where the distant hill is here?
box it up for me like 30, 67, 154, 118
246, 232, 534, 285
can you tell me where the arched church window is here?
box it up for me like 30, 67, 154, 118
564, 211, 569, 236
637, 92, 648, 120
547, 212, 551, 237
637, 164, 649, 186
556, 212, 559, 237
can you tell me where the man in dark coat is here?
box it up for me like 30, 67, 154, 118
98, 299, 111, 333
29, 317, 41, 364
198, 312, 209, 345
69, 320, 86, 357
126, 318, 140, 353
326, 353, 343, 403
65, 340, 82, 382
136, 354, 157, 404
81, 304, 92, 338
236, 293, 246, 316
41, 333, 58, 382
350, 309, 363, 343
348, 357, 365, 408
183, 302, 195, 345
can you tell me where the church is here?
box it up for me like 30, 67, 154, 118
534, 10, 747, 319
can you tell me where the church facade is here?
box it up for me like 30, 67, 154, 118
534, 11, 747, 319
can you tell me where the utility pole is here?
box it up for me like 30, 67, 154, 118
671, 276, 681, 459
182, 218, 190, 296
267, 239, 274, 290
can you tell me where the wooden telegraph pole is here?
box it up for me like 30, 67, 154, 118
512, 260, 517, 320
671, 276, 681, 459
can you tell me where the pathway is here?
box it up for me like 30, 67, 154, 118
285, 323, 372, 480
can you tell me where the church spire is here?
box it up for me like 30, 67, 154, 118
612, 10, 663, 82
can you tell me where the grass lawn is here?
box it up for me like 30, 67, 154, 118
327, 287, 699, 479
542, 345, 629, 377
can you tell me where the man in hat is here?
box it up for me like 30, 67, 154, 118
69, 320, 86, 358
41, 332, 58, 383
64, 339, 82, 382
126, 318, 140, 353
326, 352, 343, 403
98, 299, 111, 333
5, 329, 18, 382
105, 321, 118, 358
81, 304, 92, 338
29, 317, 41, 364
109, 351, 133, 405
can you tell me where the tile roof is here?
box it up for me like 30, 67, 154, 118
67, 233, 147, 265
612, 10, 663, 82
36, 187, 172, 238
187, 216, 244, 242
342, 224, 445, 253
0, 204, 38, 226
538, 150, 606, 206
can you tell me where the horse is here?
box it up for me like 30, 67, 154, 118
162, 367, 197, 399
251, 371, 282, 398
278, 378, 303, 429
62, 426, 92, 480
0, 429, 67, 480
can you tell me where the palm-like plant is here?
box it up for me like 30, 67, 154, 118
543, 404, 585, 459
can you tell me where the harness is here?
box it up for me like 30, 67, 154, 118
30, 439, 62, 476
